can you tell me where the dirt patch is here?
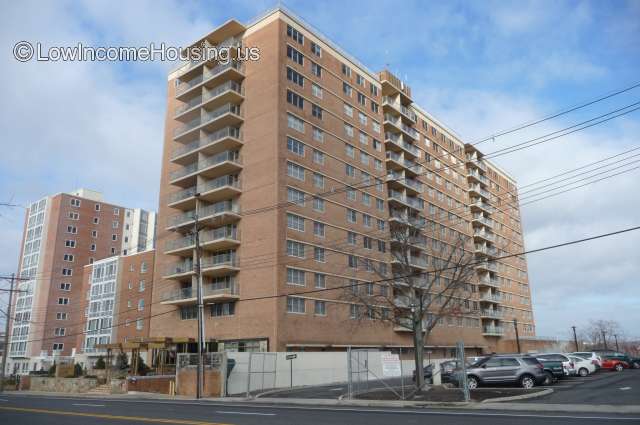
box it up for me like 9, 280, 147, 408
356, 386, 546, 402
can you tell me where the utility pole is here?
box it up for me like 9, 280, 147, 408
193, 194, 205, 399
1, 274, 16, 392
513, 319, 521, 353
602, 330, 608, 350
572, 326, 579, 352
613, 334, 619, 352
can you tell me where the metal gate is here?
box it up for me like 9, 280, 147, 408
246, 352, 277, 396
347, 348, 370, 399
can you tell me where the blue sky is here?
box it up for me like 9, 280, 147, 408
1, 0, 639, 340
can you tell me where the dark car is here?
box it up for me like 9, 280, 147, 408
452, 354, 547, 389
412, 360, 466, 384
535, 357, 564, 385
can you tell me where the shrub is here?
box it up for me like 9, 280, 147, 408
94, 356, 106, 370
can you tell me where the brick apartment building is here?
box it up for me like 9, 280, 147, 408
151, 7, 535, 355
7, 189, 156, 374
75, 249, 155, 367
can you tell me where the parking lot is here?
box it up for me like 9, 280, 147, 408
256, 369, 639, 405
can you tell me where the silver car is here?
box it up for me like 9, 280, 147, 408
463, 354, 547, 389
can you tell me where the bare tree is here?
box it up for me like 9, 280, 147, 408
579, 319, 624, 351
343, 217, 478, 391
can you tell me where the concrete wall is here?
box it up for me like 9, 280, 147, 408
127, 375, 173, 394
28, 377, 98, 393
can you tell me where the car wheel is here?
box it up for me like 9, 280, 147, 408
578, 368, 589, 377
520, 374, 535, 389
614, 363, 624, 372
542, 371, 553, 385
633, 362, 640, 369
467, 376, 479, 389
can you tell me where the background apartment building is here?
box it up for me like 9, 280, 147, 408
7, 189, 156, 374
151, 7, 534, 355
76, 249, 154, 367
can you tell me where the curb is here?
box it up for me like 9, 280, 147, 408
480, 388, 553, 403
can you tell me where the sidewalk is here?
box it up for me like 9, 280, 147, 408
5, 390, 640, 414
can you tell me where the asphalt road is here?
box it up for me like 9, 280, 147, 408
0, 394, 639, 425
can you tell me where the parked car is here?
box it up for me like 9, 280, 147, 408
569, 355, 597, 377
571, 351, 602, 368
412, 363, 434, 383
456, 354, 546, 389
535, 357, 564, 384
594, 351, 640, 369
536, 353, 576, 376
600, 357, 630, 371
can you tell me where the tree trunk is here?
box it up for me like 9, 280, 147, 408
413, 317, 425, 391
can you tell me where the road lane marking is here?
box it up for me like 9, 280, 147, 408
0, 407, 232, 425
216, 411, 275, 416
0, 399, 8, 402
619, 387, 631, 390
330, 388, 344, 391
73, 403, 105, 407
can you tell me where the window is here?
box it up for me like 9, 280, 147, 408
311, 104, 323, 119
371, 102, 379, 113
63, 254, 74, 262
138, 299, 144, 311
56, 312, 68, 320
314, 273, 326, 288
366, 283, 374, 295
313, 197, 325, 212
347, 231, 357, 245
287, 113, 305, 132
359, 132, 368, 145
310, 41, 321, 56
287, 268, 305, 286
341, 63, 352, 77
287, 297, 305, 314
211, 303, 235, 317
114, 208, 120, 215
347, 209, 357, 223
287, 45, 303, 65
58, 297, 69, 305
66, 225, 77, 234
313, 126, 324, 142
311, 83, 323, 98
136, 318, 144, 330
287, 137, 305, 156
377, 240, 386, 253
309, 149, 324, 165
52, 343, 64, 351
70, 198, 80, 207
287, 213, 305, 232
344, 123, 354, 137
357, 92, 366, 106
344, 103, 353, 117
287, 90, 304, 109
345, 164, 355, 177
313, 221, 325, 237
287, 67, 304, 87
93, 217, 99, 224
376, 198, 384, 211
356, 74, 364, 86
139, 280, 145, 292
287, 161, 305, 181
314, 301, 326, 316
91, 230, 97, 237
95, 203, 101, 211
54, 328, 65, 336
360, 151, 369, 166
370, 85, 379, 97
90, 244, 96, 251
59, 283, 71, 291
112, 220, 119, 228
287, 24, 304, 44
287, 240, 305, 258
346, 144, 355, 158
65, 240, 76, 248
112, 234, 117, 241
314, 247, 325, 262
343, 82, 352, 97
311, 61, 322, 77
140, 262, 148, 273
363, 236, 372, 250
62, 268, 72, 276
313, 173, 324, 189
348, 255, 358, 269
350, 304, 358, 319
180, 306, 197, 320
373, 121, 381, 133
68, 212, 79, 220
363, 214, 372, 227
287, 187, 306, 206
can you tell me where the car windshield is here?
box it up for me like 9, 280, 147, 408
521, 357, 540, 365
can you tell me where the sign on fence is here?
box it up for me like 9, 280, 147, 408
381, 353, 401, 377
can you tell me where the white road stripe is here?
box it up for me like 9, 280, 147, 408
72, 403, 105, 407
619, 387, 631, 391
216, 410, 275, 416
0, 399, 8, 402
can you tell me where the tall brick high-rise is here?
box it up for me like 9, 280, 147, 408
7, 189, 156, 374
151, 7, 535, 356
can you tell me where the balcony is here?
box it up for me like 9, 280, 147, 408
470, 200, 495, 214
387, 171, 423, 194
392, 253, 429, 269
471, 213, 494, 228
173, 103, 243, 142
389, 209, 426, 228
164, 261, 194, 280
476, 261, 498, 273
473, 230, 495, 243
176, 60, 245, 101
160, 282, 239, 306
469, 184, 491, 199
475, 244, 498, 258
199, 175, 241, 203
171, 127, 242, 165
382, 97, 417, 123
478, 273, 500, 287
480, 292, 502, 303
385, 132, 420, 158
164, 226, 239, 256
175, 80, 244, 120
169, 150, 242, 186
468, 169, 489, 185
388, 190, 422, 211
201, 254, 239, 277
167, 186, 198, 210
175, 37, 242, 79
480, 309, 503, 319
482, 326, 504, 336
166, 202, 240, 231
386, 151, 423, 175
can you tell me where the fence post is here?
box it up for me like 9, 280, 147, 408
457, 341, 470, 402
346, 347, 352, 400
246, 352, 252, 398
399, 347, 405, 400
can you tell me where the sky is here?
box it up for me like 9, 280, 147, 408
1, 0, 639, 340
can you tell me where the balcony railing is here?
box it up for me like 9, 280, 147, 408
201, 254, 238, 269
173, 103, 242, 137
171, 127, 241, 160
401, 123, 418, 139
167, 186, 197, 205
385, 132, 420, 156
483, 326, 504, 335
474, 230, 495, 242
198, 174, 241, 193
175, 81, 243, 117
472, 213, 494, 228
469, 184, 491, 199
470, 201, 495, 213
161, 281, 239, 303
165, 261, 194, 277
176, 57, 244, 95
386, 151, 422, 173
169, 150, 242, 182
476, 261, 498, 273
167, 201, 240, 228
468, 170, 489, 184
480, 292, 502, 302
475, 244, 498, 257
481, 309, 503, 319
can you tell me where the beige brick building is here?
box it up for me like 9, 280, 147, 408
151, 7, 535, 356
